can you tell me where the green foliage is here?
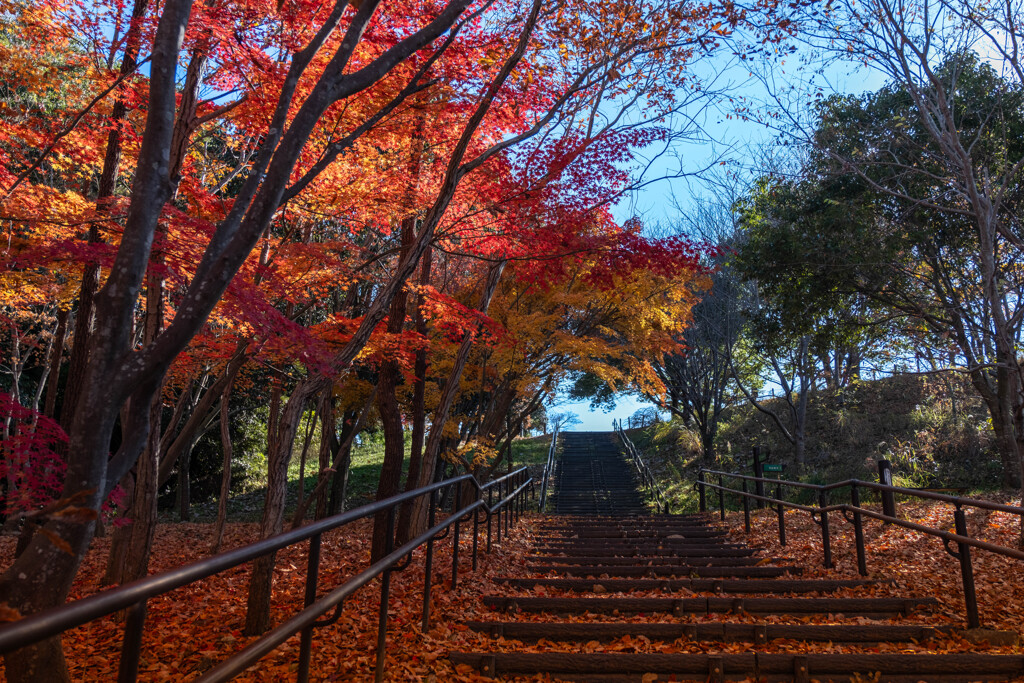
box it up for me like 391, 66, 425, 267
634, 374, 1001, 510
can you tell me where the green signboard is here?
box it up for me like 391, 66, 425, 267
762, 464, 783, 472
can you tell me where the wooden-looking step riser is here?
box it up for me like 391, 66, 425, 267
483, 596, 937, 616
526, 556, 779, 567
530, 547, 747, 557
540, 528, 724, 532
532, 539, 738, 547
537, 526, 720, 533
463, 620, 962, 643
525, 565, 803, 578
494, 578, 884, 594
537, 532, 728, 540
539, 518, 716, 524
448, 652, 1024, 681
512, 676, 1020, 683
530, 547, 753, 557
536, 528, 720, 532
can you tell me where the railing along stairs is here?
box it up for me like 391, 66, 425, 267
697, 467, 1024, 630
614, 419, 670, 514
537, 426, 559, 512
0, 467, 534, 683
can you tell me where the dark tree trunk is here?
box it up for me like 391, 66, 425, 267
43, 307, 69, 420
59, 0, 150, 436
371, 220, 414, 562
405, 262, 505, 537
396, 247, 432, 544
177, 447, 192, 522
245, 377, 315, 636
210, 382, 233, 555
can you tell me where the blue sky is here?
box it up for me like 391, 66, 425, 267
549, 46, 890, 432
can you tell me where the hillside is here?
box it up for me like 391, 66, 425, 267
631, 374, 1000, 511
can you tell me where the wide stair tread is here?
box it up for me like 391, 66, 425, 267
449, 652, 1024, 682
463, 620, 968, 643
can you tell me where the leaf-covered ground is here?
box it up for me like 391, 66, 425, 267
0, 519, 537, 681
2, 498, 1024, 681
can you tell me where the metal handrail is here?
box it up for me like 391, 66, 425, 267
696, 467, 1024, 630
699, 468, 1024, 516
0, 467, 534, 683
615, 420, 670, 514
538, 426, 559, 511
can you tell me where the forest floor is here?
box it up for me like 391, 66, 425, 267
2, 495, 1023, 681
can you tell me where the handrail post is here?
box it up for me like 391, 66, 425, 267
374, 506, 397, 683
878, 459, 896, 521
297, 532, 323, 682
116, 600, 148, 683
421, 488, 438, 632
504, 479, 511, 537
752, 446, 765, 509
472, 499, 480, 572
698, 470, 706, 513
775, 481, 786, 546
451, 483, 462, 589
495, 479, 503, 545
718, 474, 725, 521
818, 489, 833, 569
850, 484, 867, 576
516, 471, 523, 522
486, 486, 494, 552
742, 479, 751, 533
954, 506, 981, 629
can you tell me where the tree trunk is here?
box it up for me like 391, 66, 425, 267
313, 391, 334, 521
122, 393, 162, 582
396, 247, 432, 544
177, 445, 192, 522
293, 405, 318, 517
210, 383, 233, 554
42, 308, 69, 420
370, 220, 414, 561
295, 389, 377, 529
992, 408, 1022, 489
245, 377, 315, 635
99, 472, 134, 586
59, 0, 150, 437
405, 262, 505, 537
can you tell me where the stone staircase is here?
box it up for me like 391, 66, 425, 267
553, 431, 647, 515
449, 431, 1024, 682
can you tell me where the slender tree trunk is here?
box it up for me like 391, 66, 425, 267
405, 262, 505, 537
99, 471, 134, 585
158, 350, 246, 489
210, 383, 233, 554
314, 390, 335, 521
245, 377, 315, 636
122, 393, 162, 582
43, 308, 69, 420
396, 247, 432, 544
293, 405, 317, 516
370, 220, 414, 561
326, 410, 352, 517
294, 391, 375, 528
59, 0, 150, 436
177, 445, 192, 521
120, 251, 167, 582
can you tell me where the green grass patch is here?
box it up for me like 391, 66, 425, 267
510, 433, 555, 468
